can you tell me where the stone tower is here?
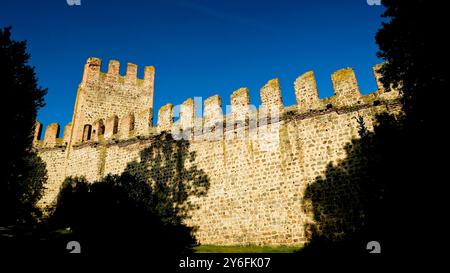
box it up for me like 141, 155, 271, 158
34, 57, 155, 207
70, 57, 155, 146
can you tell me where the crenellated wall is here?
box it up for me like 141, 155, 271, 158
34, 59, 401, 245
72, 57, 155, 145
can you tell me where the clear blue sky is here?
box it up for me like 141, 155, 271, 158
1, 0, 385, 131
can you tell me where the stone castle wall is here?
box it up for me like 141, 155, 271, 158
34, 59, 401, 245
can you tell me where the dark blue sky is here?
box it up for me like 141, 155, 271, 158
1, 0, 385, 130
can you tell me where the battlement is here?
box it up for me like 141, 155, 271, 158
260, 78, 283, 115
158, 103, 174, 131
150, 64, 400, 139
34, 121, 71, 149
34, 63, 400, 149
294, 71, 321, 112
68, 57, 155, 146
34, 59, 403, 246
34, 109, 154, 149
204, 95, 223, 128
81, 57, 155, 89
330, 68, 361, 107
230, 87, 251, 122
149, 65, 399, 140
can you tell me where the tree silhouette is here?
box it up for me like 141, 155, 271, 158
124, 132, 210, 223
301, 113, 407, 256
375, 0, 444, 254
1, 26, 47, 226
300, 0, 446, 256
48, 132, 209, 258
376, 0, 446, 129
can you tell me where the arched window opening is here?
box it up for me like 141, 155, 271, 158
98, 120, 105, 135
82, 124, 92, 142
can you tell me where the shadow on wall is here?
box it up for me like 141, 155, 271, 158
48, 131, 210, 257
299, 112, 420, 256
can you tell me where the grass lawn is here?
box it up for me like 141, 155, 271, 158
194, 244, 303, 253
